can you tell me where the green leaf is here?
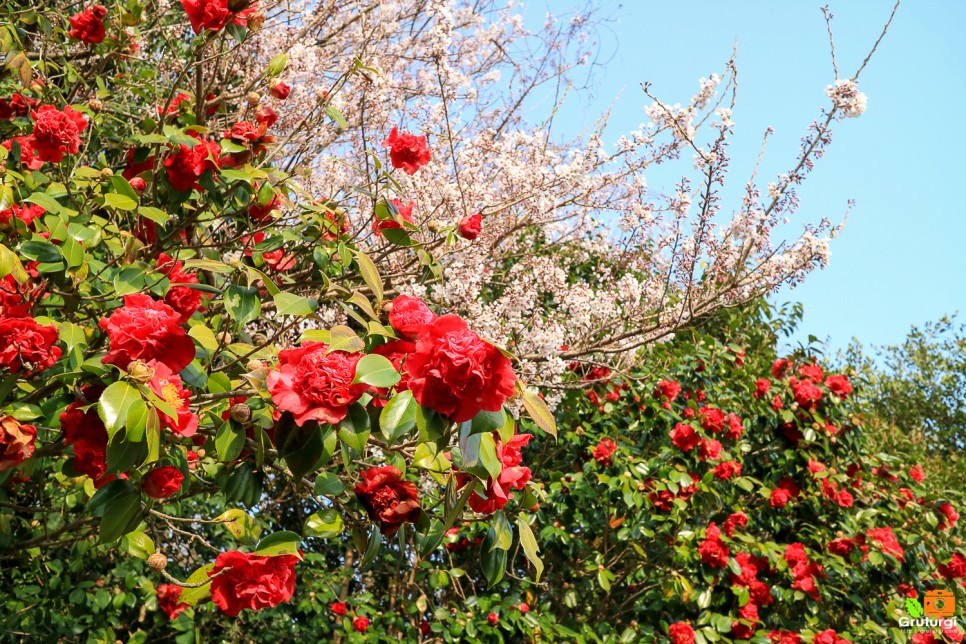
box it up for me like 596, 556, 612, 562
274, 415, 326, 480
25, 192, 63, 214
480, 529, 507, 588
516, 514, 544, 581
106, 431, 148, 474
215, 508, 261, 543
97, 381, 142, 440
304, 509, 344, 539
267, 53, 289, 76
352, 354, 401, 387
179, 564, 215, 606
110, 175, 139, 201
103, 193, 138, 211
215, 421, 246, 462
254, 530, 303, 558
273, 291, 317, 316
326, 105, 347, 130
0, 243, 28, 283
88, 479, 141, 543
138, 206, 168, 225
379, 390, 416, 444
360, 525, 382, 569
224, 285, 261, 326
354, 250, 383, 303
464, 409, 506, 437
488, 511, 513, 551
338, 404, 371, 454
314, 472, 345, 497
327, 325, 365, 353
521, 390, 557, 438
121, 530, 155, 559
18, 240, 62, 264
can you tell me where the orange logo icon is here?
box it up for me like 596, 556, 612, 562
924, 590, 956, 618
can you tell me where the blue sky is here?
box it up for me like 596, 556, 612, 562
523, 1, 965, 352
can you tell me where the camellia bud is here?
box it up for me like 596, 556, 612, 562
229, 403, 251, 424
88, 98, 103, 113
246, 359, 264, 372
252, 333, 269, 345
100, 167, 114, 178
380, 300, 393, 315
427, 220, 442, 233
129, 177, 147, 192
147, 553, 167, 572
246, 92, 261, 106
217, 331, 232, 346
126, 360, 155, 383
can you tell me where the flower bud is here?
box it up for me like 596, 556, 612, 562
252, 333, 269, 345
229, 403, 251, 424
100, 167, 114, 178
246, 92, 261, 106
246, 359, 264, 372
427, 220, 442, 233
247, 12, 266, 31
129, 177, 147, 192
88, 99, 103, 113
217, 331, 232, 346
126, 360, 156, 383
380, 300, 393, 315
147, 553, 167, 572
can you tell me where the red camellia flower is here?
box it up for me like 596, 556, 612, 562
698, 406, 725, 434
813, 629, 852, 644
797, 363, 824, 382
256, 105, 278, 127
698, 438, 722, 461
790, 377, 823, 410
0, 416, 37, 472
29, 105, 88, 163
908, 464, 925, 483
142, 465, 185, 499
156, 584, 189, 620
731, 601, 759, 639
593, 437, 617, 465
466, 432, 533, 515
938, 502, 960, 531
2, 136, 44, 170
827, 537, 855, 557
457, 213, 483, 240
267, 342, 367, 426
769, 631, 802, 644
248, 193, 280, 222
714, 460, 741, 480
825, 374, 853, 397
405, 314, 516, 423
938, 553, 966, 579
180, 0, 257, 34
98, 293, 196, 372
330, 601, 347, 616
771, 358, 792, 379
698, 522, 730, 568
0, 203, 44, 234
61, 386, 109, 481
0, 93, 35, 119
653, 379, 682, 408
129, 177, 147, 192
388, 295, 436, 340
148, 360, 200, 436
866, 526, 905, 560
911, 635, 937, 644
270, 81, 291, 100
771, 394, 783, 411
353, 616, 370, 632
518, 602, 529, 613
164, 135, 221, 191
724, 412, 744, 440
381, 126, 431, 175
0, 314, 62, 375
68, 5, 108, 44
487, 613, 498, 626
942, 624, 965, 644
770, 477, 800, 508
374, 198, 415, 235
208, 550, 298, 617
754, 378, 771, 399
669, 622, 695, 644
669, 423, 701, 452
722, 511, 748, 536
354, 465, 421, 536
156, 254, 203, 324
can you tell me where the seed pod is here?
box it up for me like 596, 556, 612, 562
147, 553, 167, 572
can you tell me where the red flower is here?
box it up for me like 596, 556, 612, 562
68, 5, 108, 44
825, 374, 852, 397
669, 622, 695, 644
353, 616, 370, 632
866, 526, 904, 560
367, 340, 415, 406
142, 465, 185, 499
209, 550, 298, 617
487, 613, 498, 626
698, 522, 730, 568
148, 360, 200, 436
156, 584, 189, 619
61, 386, 109, 481
248, 193, 280, 222
769, 477, 800, 508
828, 537, 854, 557
654, 379, 682, 409
938, 553, 966, 579
669, 423, 701, 452
942, 624, 965, 644
405, 314, 516, 423
771, 358, 793, 379
354, 466, 421, 536
267, 342, 366, 427
164, 135, 221, 192
129, 177, 147, 192
0, 416, 36, 472
593, 438, 617, 465
698, 406, 725, 433
722, 511, 747, 536
374, 198, 415, 235
769, 632, 802, 644
724, 412, 744, 440
814, 630, 852, 644
731, 601, 759, 639
2, 136, 44, 170
714, 460, 741, 480
388, 295, 436, 341
381, 127, 431, 175
330, 601, 347, 616
256, 105, 278, 127
938, 502, 960, 531
518, 602, 529, 613
698, 438, 722, 461
0, 93, 35, 119
466, 432, 533, 514
458, 213, 482, 240
156, 254, 202, 324
790, 377, 823, 410
29, 105, 88, 163
270, 81, 291, 100
0, 203, 44, 233
0, 315, 62, 375
98, 293, 196, 372
179, 0, 256, 34
771, 394, 783, 411
797, 363, 824, 382
908, 464, 925, 483
754, 378, 771, 399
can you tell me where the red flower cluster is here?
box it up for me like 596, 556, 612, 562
697, 522, 730, 568
825, 374, 853, 397
156, 584, 189, 619
267, 342, 366, 426
156, 254, 202, 324
209, 550, 298, 617
784, 542, 822, 600
592, 438, 617, 466
938, 502, 960, 531
714, 460, 741, 480
813, 630, 852, 644
0, 203, 43, 233
381, 126, 431, 175
730, 551, 772, 605
147, 360, 199, 436
164, 135, 221, 192
648, 473, 698, 511
722, 511, 748, 536
731, 601, 759, 639
142, 465, 185, 499
374, 199, 415, 235
0, 314, 62, 375
939, 553, 966, 579
669, 423, 701, 452
68, 5, 108, 44
61, 386, 109, 481
354, 466, 421, 536
754, 377, 771, 399
769, 477, 801, 508
654, 379, 682, 409
466, 432, 532, 514
866, 526, 905, 560
406, 314, 516, 423
180, 0, 258, 34
98, 293, 196, 372
29, 105, 88, 164
0, 416, 37, 472
0, 93, 35, 119
669, 622, 695, 644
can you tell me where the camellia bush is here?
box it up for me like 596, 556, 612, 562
0, 0, 923, 642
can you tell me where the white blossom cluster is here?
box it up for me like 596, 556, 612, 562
826, 79, 868, 118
